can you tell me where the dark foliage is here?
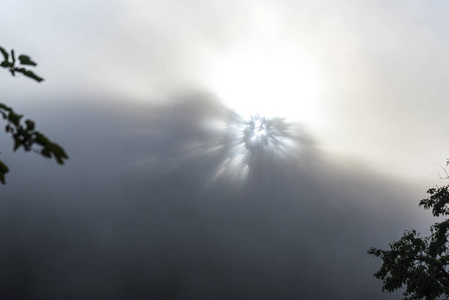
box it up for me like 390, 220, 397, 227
0, 46, 43, 82
368, 186, 449, 299
0, 46, 68, 184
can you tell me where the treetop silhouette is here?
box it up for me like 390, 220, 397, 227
369, 183, 449, 299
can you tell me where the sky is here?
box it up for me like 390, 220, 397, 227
1, 0, 449, 299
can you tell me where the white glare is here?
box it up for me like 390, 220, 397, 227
204, 113, 302, 184
210, 49, 323, 125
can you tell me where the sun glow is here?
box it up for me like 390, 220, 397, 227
211, 50, 323, 124
203, 49, 323, 183
199, 113, 305, 184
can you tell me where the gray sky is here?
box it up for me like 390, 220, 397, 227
3, 0, 449, 183
1, 1, 448, 299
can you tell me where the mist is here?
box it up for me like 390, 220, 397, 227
2, 0, 449, 298
0, 94, 432, 299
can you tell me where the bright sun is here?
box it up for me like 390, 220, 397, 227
210, 49, 323, 124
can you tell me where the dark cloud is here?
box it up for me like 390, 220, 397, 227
0, 93, 429, 299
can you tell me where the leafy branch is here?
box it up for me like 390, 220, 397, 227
0, 46, 43, 82
0, 46, 68, 184
368, 185, 449, 299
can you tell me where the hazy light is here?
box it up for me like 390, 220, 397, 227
205, 113, 302, 184
210, 48, 323, 125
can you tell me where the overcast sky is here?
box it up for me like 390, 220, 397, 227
1, 1, 448, 299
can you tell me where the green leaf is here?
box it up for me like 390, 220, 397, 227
34, 133, 49, 146
18, 55, 37, 66
11, 49, 15, 65
0, 61, 12, 68
0, 160, 9, 173
0, 160, 9, 184
13, 137, 21, 151
25, 119, 35, 131
0, 103, 11, 112
16, 68, 44, 82
0, 47, 8, 62
23, 70, 44, 82
8, 112, 23, 126
41, 148, 51, 158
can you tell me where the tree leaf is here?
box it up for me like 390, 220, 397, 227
18, 55, 37, 66
0, 160, 9, 184
25, 119, 35, 131
0, 47, 8, 62
0, 61, 12, 68
14, 68, 44, 82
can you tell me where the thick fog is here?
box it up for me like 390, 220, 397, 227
2, 0, 449, 298
0, 94, 432, 299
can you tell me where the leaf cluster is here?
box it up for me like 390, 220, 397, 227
0, 46, 68, 184
368, 186, 449, 299
0, 46, 43, 82
0, 103, 68, 183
